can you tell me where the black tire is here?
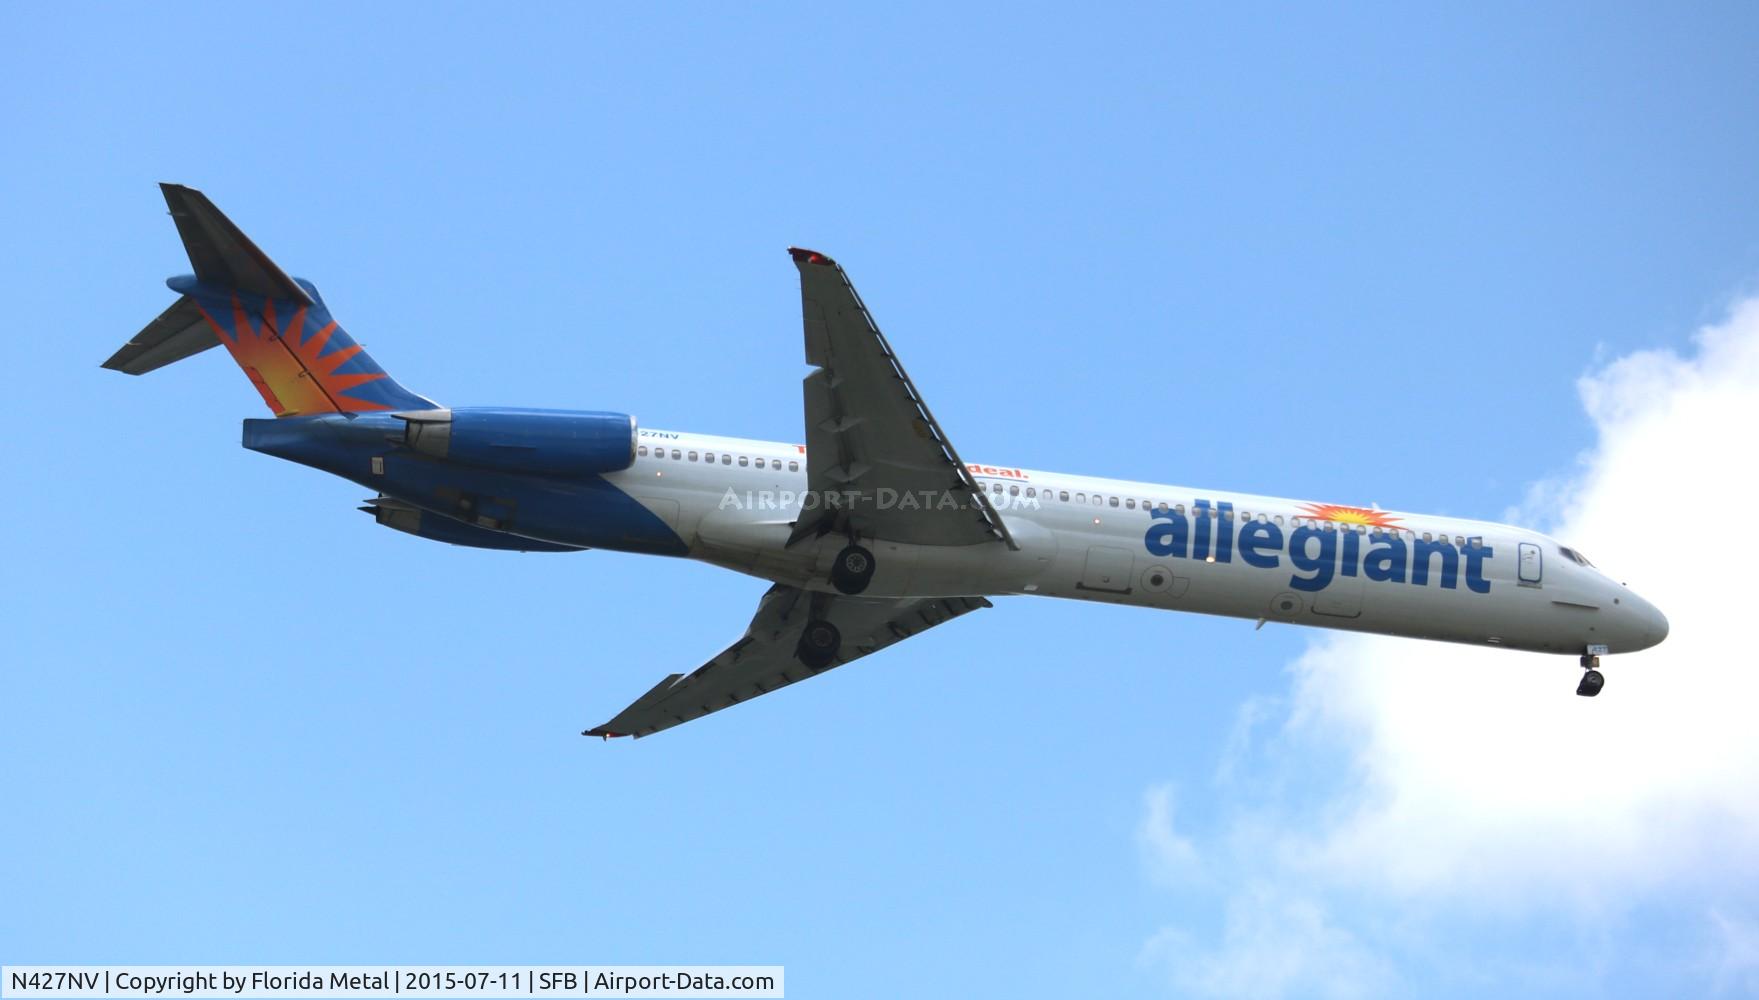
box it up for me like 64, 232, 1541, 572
797, 619, 842, 669
830, 544, 876, 595
1576, 669, 1605, 698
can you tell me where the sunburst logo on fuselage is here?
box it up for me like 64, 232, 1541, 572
1297, 502, 1401, 528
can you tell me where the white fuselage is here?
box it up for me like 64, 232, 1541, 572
602, 428, 1667, 657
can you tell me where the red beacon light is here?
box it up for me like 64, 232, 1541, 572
787, 247, 836, 266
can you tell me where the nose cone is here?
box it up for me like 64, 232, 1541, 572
1623, 591, 1670, 651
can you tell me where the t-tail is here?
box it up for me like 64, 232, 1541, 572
102, 183, 434, 416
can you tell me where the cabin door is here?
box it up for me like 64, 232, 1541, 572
1518, 542, 1543, 586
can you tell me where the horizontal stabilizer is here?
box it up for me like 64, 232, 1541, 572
160, 183, 311, 303
101, 295, 219, 375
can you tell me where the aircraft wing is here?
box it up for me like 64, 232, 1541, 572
787, 249, 1016, 550
584, 584, 990, 739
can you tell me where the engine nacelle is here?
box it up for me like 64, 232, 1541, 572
397, 407, 637, 477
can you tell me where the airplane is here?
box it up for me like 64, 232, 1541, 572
104, 184, 1669, 738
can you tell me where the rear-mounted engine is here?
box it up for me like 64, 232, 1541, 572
396, 407, 637, 477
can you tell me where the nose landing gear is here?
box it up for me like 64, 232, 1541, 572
1576, 651, 1605, 697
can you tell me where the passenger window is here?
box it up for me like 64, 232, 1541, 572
1059, 491, 1070, 501
670, 449, 681, 460
789, 461, 799, 472
1174, 504, 1184, 515
1076, 493, 1087, 503
1009, 485, 1020, 495
1125, 499, 1135, 509
722, 454, 731, 465
1275, 515, 1284, 526
638, 445, 648, 457
689, 451, 698, 462
704, 452, 714, 463
738, 456, 749, 467
1108, 496, 1119, 507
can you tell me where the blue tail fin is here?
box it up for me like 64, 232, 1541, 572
102, 184, 435, 417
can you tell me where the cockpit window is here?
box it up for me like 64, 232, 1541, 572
1559, 546, 1595, 568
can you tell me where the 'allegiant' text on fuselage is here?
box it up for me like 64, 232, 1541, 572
1145, 500, 1494, 594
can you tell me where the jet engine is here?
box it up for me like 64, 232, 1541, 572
397, 407, 637, 477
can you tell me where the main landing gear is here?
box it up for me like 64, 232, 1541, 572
796, 618, 842, 670
830, 543, 876, 595
1576, 653, 1605, 697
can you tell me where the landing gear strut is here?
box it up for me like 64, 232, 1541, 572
797, 619, 842, 670
830, 543, 876, 595
1576, 653, 1604, 697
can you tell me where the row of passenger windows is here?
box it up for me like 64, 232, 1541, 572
633, 449, 1483, 548
979, 481, 1483, 547
638, 444, 801, 473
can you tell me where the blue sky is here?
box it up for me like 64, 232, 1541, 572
5, 5, 1758, 997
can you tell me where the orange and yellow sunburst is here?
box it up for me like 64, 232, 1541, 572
194, 293, 392, 417
1297, 502, 1401, 528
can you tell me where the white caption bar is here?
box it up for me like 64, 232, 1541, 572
1, 967, 782, 999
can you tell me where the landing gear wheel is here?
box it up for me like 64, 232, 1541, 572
830, 544, 876, 595
1576, 669, 1605, 698
797, 619, 842, 670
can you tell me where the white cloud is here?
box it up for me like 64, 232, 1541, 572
1141, 293, 1759, 991
1277, 294, 1759, 908
1141, 885, 1394, 1000
1137, 783, 1200, 887
1709, 910, 1759, 996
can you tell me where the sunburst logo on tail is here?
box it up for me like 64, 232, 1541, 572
1298, 502, 1401, 528
194, 292, 394, 417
